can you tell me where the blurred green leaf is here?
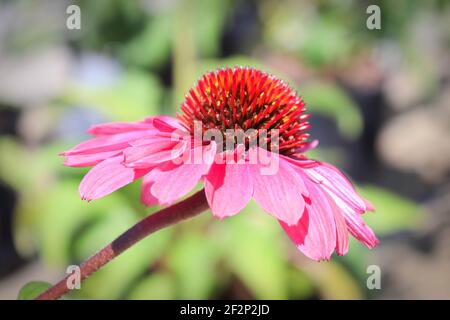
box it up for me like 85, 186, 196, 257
221, 202, 288, 299
78, 0, 146, 48
35, 181, 124, 265
75, 220, 172, 299
65, 70, 163, 121
73, 207, 140, 261
198, 56, 265, 77
127, 274, 176, 300
301, 82, 363, 140
336, 237, 373, 282
300, 260, 363, 299
194, 0, 229, 57
0, 137, 52, 190
120, 15, 172, 69
17, 281, 52, 300
299, 20, 353, 68
287, 268, 315, 299
357, 184, 423, 235
167, 232, 220, 299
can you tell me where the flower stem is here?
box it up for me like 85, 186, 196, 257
36, 189, 209, 300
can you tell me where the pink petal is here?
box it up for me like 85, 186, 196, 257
304, 162, 369, 212
62, 131, 153, 156
364, 198, 375, 212
250, 150, 305, 226
279, 210, 308, 254
129, 133, 188, 147
330, 193, 379, 249
148, 143, 216, 204
303, 182, 337, 260
123, 139, 187, 168
280, 178, 338, 261
281, 210, 329, 261
280, 178, 349, 261
64, 149, 121, 167
204, 161, 253, 219
152, 116, 187, 133
281, 154, 320, 169
304, 186, 338, 258
79, 156, 149, 201
89, 115, 185, 135
329, 195, 349, 256
152, 115, 187, 131
88, 121, 154, 136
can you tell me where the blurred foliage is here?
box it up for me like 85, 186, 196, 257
358, 185, 423, 235
64, 70, 163, 121
17, 281, 52, 300
1, 0, 444, 300
301, 82, 363, 140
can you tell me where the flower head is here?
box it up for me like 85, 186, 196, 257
61, 67, 378, 261
178, 68, 310, 156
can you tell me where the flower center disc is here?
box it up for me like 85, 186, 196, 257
178, 67, 311, 156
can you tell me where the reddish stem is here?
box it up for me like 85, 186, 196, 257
36, 189, 209, 300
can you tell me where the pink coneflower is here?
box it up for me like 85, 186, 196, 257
61, 67, 378, 261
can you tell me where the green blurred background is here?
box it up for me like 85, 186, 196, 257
1, 0, 449, 299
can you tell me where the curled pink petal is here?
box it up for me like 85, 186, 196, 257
140, 173, 159, 207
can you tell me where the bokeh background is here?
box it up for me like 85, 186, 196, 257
1, 0, 449, 300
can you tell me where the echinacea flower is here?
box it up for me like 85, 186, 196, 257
61, 67, 378, 261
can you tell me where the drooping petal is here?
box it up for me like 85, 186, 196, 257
148, 143, 216, 205
279, 209, 308, 255
304, 162, 369, 212
364, 198, 375, 212
250, 149, 305, 226
280, 178, 339, 261
79, 156, 149, 201
330, 194, 379, 249
204, 161, 253, 219
302, 181, 337, 260
328, 194, 349, 256
281, 155, 318, 198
